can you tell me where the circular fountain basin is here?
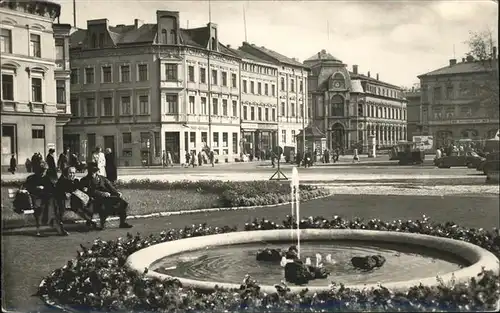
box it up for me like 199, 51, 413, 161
126, 229, 500, 294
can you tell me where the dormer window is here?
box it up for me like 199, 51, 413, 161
91, 34, 97, 48
169, 30, 176, 44
162, 29, 167, 44
331, 72, 345, 89
211, 38, 217, 51
99, 34, 104, 47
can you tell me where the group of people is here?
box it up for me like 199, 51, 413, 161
182, 149, 216, 168
435, 143, 484, 159
14, 146, 129, 236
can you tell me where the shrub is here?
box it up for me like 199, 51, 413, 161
38, 215, 500, 312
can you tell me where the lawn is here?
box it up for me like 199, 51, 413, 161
2, 193, 499, 312
1, 188, 221, 228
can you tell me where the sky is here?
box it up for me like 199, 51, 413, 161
53, 0, 499, 87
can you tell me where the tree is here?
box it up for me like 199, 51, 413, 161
464, 28, 499, 111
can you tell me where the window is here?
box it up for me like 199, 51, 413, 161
232, 133, 238, 154
258, 107, 262, 120
122, 132, 132, 144
1, 74, 14, 100
166, 94, 178, 114
70, 98, 79, 116
299, 103, 304, 117
138, 64, 148, 81
264, 83, 268, 96
330, 95, 344, 116
212, 98, 218, 115
299, 81, 303, 93
250, 107, 255, 120
120, 65, 130, 82
189, 95, 195, 114
265, 108, 269, 121
291, 103, 296, 117
232, 100, 237, 117
139, 95, 149, 114
102, 66, 112, 83
243, 80, 247, 93
211, 69, 218, 85
31, 78, 42, 102
86, 98, 95, 117
121, 96, 131, 115
99, 33, 104, 47
290, 79, 295, 92
0, 28, 12, 53
56, 80, 66, 104
188, 66, 195, 82
257, 82, 262, 95
250, 81, 255, 94
281, 130, 286, 143
461, 106, 472, 117
231, 73, 237, 87
222, 99, 228, 116
222, 132, 228, 147
30, 33, 41, 57
32, 125, 45, 139
70, 69, 79, 84
291, 130, 296, 143
446, 85, 453, 100
165, 64, 177, 81
280, 102, 285, 116
280, 77, 285, 91
91, 34, 97, 48
200, 68, 206, 83
201, 97, 207, 115
271, 84, 275, 96
272, 108, 276, 121
222, 72, 227, 86
55, 38, 64, 60
213, 132, 219, 147
85, 68, 94, 84
243, 106, 248, 120
102, 97, 113, 116
201, 132, 208, 146
433, 86, 442, 101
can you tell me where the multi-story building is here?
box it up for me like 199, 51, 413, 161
238, 43, 310, 150
228, 47, 279, 158
305, 50, 407, 152
65, 11, 241, 166
0, 0, 71, 168
417, 54, 499, 148
405, 88, 422, 141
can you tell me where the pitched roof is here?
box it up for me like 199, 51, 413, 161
305, 50, 342, 63
418, 59, 498, 78
226, 47, 274, 65
243, 42, 305, 67
350, 80, 364, 93
349, 72, 401, 89
297, 125, 326, 138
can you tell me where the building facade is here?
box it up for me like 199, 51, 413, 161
405, 88, 422, 141
65, 11, 241, 166
228, 47, 279, 158
418, 55, 499, 148
238, 43, 310, 150
305, 50, 407, 152
0, 0, 71, 168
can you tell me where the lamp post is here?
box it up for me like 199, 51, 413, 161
146, 139, 151, 168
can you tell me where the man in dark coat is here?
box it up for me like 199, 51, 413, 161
57, 147, 70, 172
9, 154, 16, 174
46, 149, 57, 182
79, 162, 132, 229
22, 161, 65, 236
104, 148, 117, 183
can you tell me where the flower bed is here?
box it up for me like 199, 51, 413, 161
38, 215, 500, 312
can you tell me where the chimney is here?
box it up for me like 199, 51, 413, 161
134, 19, 144, 29
353, 64, 358, 74
449, 59, 457, 66
317, 52, 321, 59
466, 55, 474, 62
321, 49, 326, 54
376, 73, 379, 80
462, 57, 465, 63
367, 71, 371, 78
493, 46, 497, 59
227, 44, 231, 49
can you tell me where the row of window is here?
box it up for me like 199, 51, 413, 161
429, 106, 477, 120
242, 106, 277, 122
280, 77, 304, 93
0, 28, 42, 58
183, 65, 238, 87
366, 84, 403, 99
70, 95, 150, 117
424, 83, 480, 102
1, 73, 67, 104
363, 105, 406, 120
180, 95, 238, 117
242, 80, 276, 96
241, 62, 278, 76
71, 64, 149, 85
279, 101, 305, 118
281, 130, 297, 144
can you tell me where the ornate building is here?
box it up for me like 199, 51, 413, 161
238, 43, 310, 150
405, 88, 422, 141
0, 0, 71, 168
228, 47, 279, 157
417, 54, 499, 148
305, 50, 407, 152
65, 11, 241, 166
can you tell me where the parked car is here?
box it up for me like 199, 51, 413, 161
484, 151, 500, 180
434, 151, 484, 168
477, 151, 500, 174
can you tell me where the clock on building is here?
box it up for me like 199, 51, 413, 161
334, 81, 341, 88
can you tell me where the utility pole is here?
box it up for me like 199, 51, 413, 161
207, 0, 212, 149
73, 0, 76, 28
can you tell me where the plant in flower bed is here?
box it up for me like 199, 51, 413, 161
39, 215, 500, 312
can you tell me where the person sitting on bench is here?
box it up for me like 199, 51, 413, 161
79, 162, 132, 229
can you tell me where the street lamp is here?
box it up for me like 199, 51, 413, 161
146, 139, 151, 168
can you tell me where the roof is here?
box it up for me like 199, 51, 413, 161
296, 125, 326, 138
227, 47, 275, 66
349, 72, 401, 90
418, 59, 498, 78
242, 42, 305, 67
305, 49, 342, 63
350, 80, 364, 93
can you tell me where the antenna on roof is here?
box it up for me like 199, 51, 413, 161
243, 4, 248, 42
453, 44, 456, 59
73, 0, 76, 28
209, 0, 212, 23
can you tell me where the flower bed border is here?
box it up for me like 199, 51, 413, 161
38, 215, 500, 313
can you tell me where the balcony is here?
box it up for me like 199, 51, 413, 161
160, 80, 184, 90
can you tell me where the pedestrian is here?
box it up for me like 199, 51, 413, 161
9, 154, 17, 174
57, 147, 70, 172
435, 148, 442, 160
185, 151, 191, 167
105, 148, 117, 184
25, 158, 32, 173
46, 148, 58, 182
353, 148, 360, 163
167, 150, 173, 167
162, 150, 167, 168
209, 150, 215, 167
92, 147, 106, 177
190, 151, 197, 168
198, 151, 203, 166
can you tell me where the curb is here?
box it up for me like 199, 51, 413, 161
1, 192, 332, 235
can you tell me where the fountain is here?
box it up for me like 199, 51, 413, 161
125, 167, 500, 293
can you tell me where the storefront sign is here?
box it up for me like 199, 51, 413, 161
241, 123, 258, 129
429, 119, 497, 125
257, 124, 278, 130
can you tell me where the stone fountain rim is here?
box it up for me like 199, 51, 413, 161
125, 229, 500, 294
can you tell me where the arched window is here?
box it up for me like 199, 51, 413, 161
91, 34, 97, 48
211, 38, 217, 50
169, 30, 176, 44
331, 72, 345, 89
357, 103, 363, 116
98, 34, 104, 47
161, 29, 167, 43
330, 95, 344, 116
280, 77, 285, 91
